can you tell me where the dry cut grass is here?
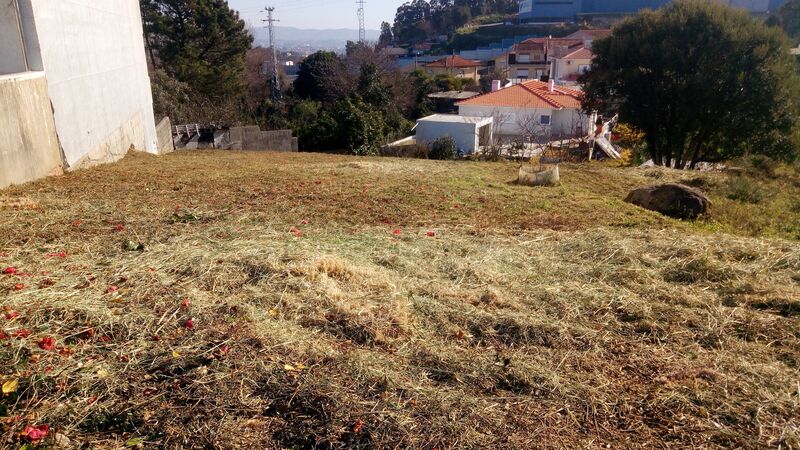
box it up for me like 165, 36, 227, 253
0, 151, 798, 449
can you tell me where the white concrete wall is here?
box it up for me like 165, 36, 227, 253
0, 0, 26, 74
0, 72, 63, 188
459, 104, 593, 138
416, 121, 480, 153
29, 0, 158, 168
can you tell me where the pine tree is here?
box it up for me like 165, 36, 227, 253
141, 0, 253, 100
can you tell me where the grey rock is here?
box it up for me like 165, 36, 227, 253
625, 183, 710, 220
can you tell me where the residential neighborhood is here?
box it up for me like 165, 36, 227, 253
1, 0, 799, 449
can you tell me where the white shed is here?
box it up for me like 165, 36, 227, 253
414, 114, 493, 154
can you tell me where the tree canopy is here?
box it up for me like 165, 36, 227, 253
769, 0, 800, 44
140, 0, 252, 100
582, 0, 800, 168
392, 0, 517, 43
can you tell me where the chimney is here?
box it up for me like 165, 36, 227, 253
549, 79, 555, 92
492, 80, 501, 92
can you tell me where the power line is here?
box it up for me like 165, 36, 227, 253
262, 6, 281, 102
357, 0, 366, 42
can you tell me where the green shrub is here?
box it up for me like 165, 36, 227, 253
742, 155, 779, 178
725, 178, 765, 204
429, 136, 457, 160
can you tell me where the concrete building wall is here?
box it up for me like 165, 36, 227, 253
156, 117, 175, 154
0, 0, 27, 74
459, 104, 593, 138
416, 121, 480, 153
229, 126, 298, 152
29, 0, 158, 168
0, 72, 63, 188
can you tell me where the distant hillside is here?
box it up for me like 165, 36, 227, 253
252, 26, 380, 50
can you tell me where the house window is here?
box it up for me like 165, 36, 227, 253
516, 68, 529, 79
518, 54, 530, 63
540, 115, 551, 125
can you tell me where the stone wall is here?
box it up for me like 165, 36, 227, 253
229, 126, 298, 152
0, 72, 63, 189
156, 117, 174, 154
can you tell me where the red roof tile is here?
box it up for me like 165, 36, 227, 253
456, 80, 583, 110
560, 46, 593, 60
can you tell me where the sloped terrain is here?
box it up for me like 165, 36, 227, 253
1, 151, 798, 449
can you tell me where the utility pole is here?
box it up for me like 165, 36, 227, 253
263, 7, 281, 102
357, 0, 366, 43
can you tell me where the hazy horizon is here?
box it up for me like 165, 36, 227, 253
229, 0, 402, 31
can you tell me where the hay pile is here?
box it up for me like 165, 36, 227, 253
1, 151, 798, 449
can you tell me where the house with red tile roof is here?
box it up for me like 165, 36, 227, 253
493, 37, 584, 82
456, 80, 596, 139
424, 55, 483, 80
551, 45, 595, 87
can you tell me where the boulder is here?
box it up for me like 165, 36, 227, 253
625, 183, 710, 220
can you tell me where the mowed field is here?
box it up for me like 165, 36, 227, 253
1, 151, 799, 449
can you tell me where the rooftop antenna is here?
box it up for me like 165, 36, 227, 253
357, 0, 366, 43
262, 6, 281, 101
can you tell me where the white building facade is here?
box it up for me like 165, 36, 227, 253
1, 0, 159, 188
456, 80, 595, 140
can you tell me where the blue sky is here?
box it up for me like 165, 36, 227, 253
228, 0, 402, 30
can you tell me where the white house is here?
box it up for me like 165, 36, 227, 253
456, 80, 596, 140
1, 0, 160, 189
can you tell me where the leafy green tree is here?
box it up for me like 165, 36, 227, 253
140, 0, 252, 100
357, 63, 391, 108
769, 0, 800, 44
293, 51, 350, 102
379, 22, 394, 47
582, 0, 800, 168
332, 98, 387, 155
292, 101, 342, 151
410, 69, 436, 117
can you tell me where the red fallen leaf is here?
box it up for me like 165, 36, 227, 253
289, 227, 303, 237
148, 267, 156, 273
58, 347, 74, 357
2, 267, 17, 275
426, 231, 436, 237
13, 284, 25, 291
392, 229, 402, 236
38, 336, 55, 350
300, 219, 309, 225
353, 419, 365, 433
87, 396, 98, 404
4, 310, 19, 320
21, 424, 49, 442
184, 318, 195, 329
101, 335, 112, 342
114, 223, 125, 232
11, 329, 31, 339
454, 204, 461, 209
0, 331, 8, 340
382, 218, 391, 224
219, 344, 230, 356
44, 366, 53, 373
181, 298, 190, 309
107, 286, 118, 293
71, 220, 82, 227
0, 252, 9, 257
46, 252, 68, 259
